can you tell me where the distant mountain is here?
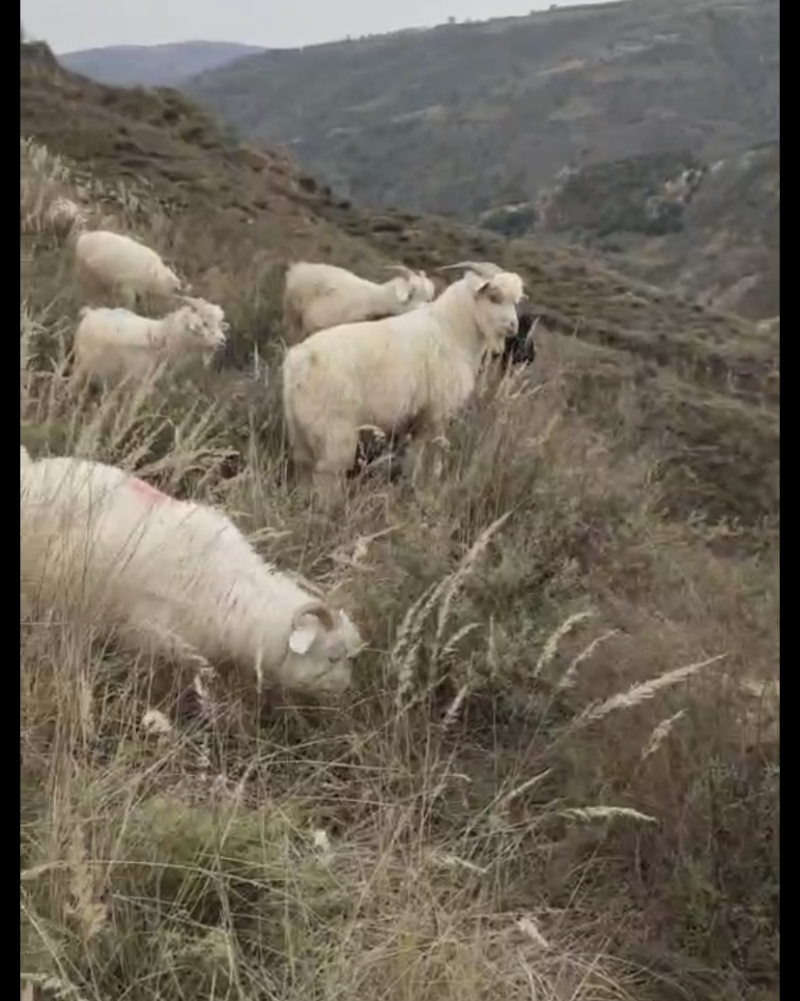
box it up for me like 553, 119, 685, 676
184, 0, 779, 219
58, 40, 266, 88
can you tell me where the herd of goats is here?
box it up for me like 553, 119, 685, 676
20, 197, 539, 701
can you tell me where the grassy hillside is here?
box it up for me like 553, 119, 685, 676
21, 41, 779, 1001
58, 40, 266, 88
184, 0, 779, 220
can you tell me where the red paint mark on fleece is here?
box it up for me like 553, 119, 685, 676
129, 477, 170, 503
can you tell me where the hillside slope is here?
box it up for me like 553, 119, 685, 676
59, 40, 266, 88
184, 0, 779, 220
20, 40, 778, 531
20, 41, 389, 327
20, 42, 779, 1001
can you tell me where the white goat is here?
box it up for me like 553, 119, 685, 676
72, 300, 228, 382
20, 454, 365, 695
282, 261, 435, 343
282, 260, 524, 500
74, 229, 189, 308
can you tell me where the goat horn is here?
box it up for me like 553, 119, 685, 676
383, 264, 415, 277
437, 260, 502, 278
292, 599, 336, 632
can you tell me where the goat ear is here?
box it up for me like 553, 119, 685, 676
396, 284, 412, 304
288, 623, 317, 655
475, 280, 492, 296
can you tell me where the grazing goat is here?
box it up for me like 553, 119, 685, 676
74, 229, 189, 308
20, 454, 365, 695
282, 260, 435, 343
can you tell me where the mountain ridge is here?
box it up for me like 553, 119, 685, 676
58, 39, 267, 88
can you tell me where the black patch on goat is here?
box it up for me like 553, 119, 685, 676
349, 433, 402, 482
501, 308, 537, 370
348, 418, 421, 482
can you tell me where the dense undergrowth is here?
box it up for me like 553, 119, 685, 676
20, 135, 779, 1001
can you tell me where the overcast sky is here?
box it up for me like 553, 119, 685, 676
21, 0, 618, 55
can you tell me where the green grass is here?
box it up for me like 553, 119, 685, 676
20, 122, 779, 1001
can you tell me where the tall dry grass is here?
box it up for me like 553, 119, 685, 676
20, 137, 779, 1001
